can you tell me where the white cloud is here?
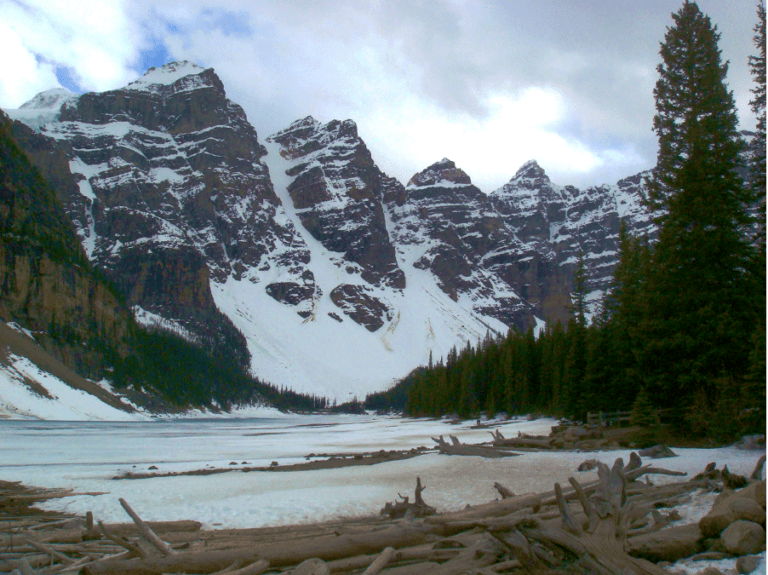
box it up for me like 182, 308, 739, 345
0, 20, 60, 107
359, 87, 636, 192
0, 0, 757, 189
0, 0, 143, 103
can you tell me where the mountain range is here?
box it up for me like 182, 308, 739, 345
2, 61, 673, 402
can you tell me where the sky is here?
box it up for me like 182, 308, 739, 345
0, 1, 761, 192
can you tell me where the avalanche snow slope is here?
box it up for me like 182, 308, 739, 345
210, 141, 507, 403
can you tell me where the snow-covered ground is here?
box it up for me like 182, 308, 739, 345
1, 414, 764, 572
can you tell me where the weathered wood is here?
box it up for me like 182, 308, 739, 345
554, 483, 581, 534
489, 430, 551, 449
118, 499, 175, 557
13, 558, 36, 575
361, 546, 395, 575
432, 435, 518, 458
97, 521, 146, 560
289, 558, 329, 575
84, 522, 439, 575
425, 494, 542, 524
492, 482, 514, 499
495, 457, 669, 575
96, 520, 201, 538
751, 454, 766, 480
24, 538, 74, 564
381, 477, 436, 519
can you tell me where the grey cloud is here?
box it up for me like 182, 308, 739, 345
126, 0, 760, 188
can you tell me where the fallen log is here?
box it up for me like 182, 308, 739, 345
361, 546, 395, 575
118, 499, 175, 557
488, 430, 551, 449
98, 520, 201, 537
492, 482, 514, 499
381, 477, 436, 519
488, 458, 668, 575
84, 522, 441, 575
431, 435, 518, 458
425, 493, 542, 524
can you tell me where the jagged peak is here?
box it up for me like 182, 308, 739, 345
18, 88, 77, 111
126, 61, 210, 91
513, 160, 548, 180
292, 115, 320, 129
266, 116, 323, 143
407, 158, 472, 188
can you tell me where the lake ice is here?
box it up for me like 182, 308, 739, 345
1, 414, 762, 532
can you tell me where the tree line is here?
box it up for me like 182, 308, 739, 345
384, 1, 766, 442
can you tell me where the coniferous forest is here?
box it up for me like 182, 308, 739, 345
387, 1, 767, 442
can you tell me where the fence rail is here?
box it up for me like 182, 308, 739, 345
587, 409, 676, 427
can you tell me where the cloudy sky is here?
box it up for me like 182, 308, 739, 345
1, 0, 761, 192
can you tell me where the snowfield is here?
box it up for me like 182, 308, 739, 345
0, 415, 764, 573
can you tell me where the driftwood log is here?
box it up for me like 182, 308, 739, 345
380, 477, 436, 519
431, 434, 519, 458
489, 429, 551, 449
2, 454, 765, 575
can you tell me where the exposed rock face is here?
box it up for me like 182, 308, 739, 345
0, 113, 133, 379
387, 158, 536, 328
330, 284, 393, 332
8, 62, 317, 356
267, 117, 404, 290
489, 160, 655, 324
3, 61, 685, 399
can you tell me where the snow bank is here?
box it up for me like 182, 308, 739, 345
0, 353, 145, 421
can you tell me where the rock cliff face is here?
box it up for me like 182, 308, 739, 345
4, 61, 665, 400
9, 62, 317, 358
489, 160, 655, 324
0, 113, 133, 379
267, 117, 404, 289
386, 158, 536, 328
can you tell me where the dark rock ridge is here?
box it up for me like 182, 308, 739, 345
387, 159, 537, 327
9, 62, 318, 357
267, 116, 405, 290
489, 160, 655, 324
0, 112, 134, 380
2, 60, 702, 396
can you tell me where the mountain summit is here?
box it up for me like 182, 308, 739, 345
3, 61, 662, 400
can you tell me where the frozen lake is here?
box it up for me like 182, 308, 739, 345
0, 414, 762, 532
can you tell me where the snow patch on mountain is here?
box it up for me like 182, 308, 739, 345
126, 61, 209, 91
5, 88, 79, 130
205, 140, 508, 401
0, 353, 145, 421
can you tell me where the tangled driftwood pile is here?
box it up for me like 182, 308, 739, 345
2, 452, 765, 575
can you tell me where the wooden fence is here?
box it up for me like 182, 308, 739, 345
587, 409, 676, 427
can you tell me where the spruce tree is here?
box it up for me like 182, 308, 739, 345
640, 1, 757, 408
749, 1, 766, 240
563, 254, 588, 419
745, 1, 767, 432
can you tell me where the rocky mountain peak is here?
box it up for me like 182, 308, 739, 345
407, 158, 472, 189
510, 159, 550, 186
9, 88, 79, 131
19, 88, 76, 111
125, 60, 211, 92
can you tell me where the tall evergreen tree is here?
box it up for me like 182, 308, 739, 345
745, 1, 767, 432
749, 1, 766, 241
563, 254, 589, 418
641, 1, 757, 408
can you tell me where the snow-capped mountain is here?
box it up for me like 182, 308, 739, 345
4, 61, 660, 401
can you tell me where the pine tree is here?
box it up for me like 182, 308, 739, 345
749, 1, 766, 242
640, 1, 757, 409
604, 222, 650, 409
745, 1, 767, 433
563, 254, 588, 419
